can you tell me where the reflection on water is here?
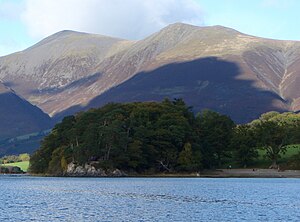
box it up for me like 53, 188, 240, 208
0, 176, 299, 221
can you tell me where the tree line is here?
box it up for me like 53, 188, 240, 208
29, 99, 300, 175
0, 153, 30, 164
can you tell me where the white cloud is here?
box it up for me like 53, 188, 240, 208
0, 0, 24, 20
21, 0, 203, 40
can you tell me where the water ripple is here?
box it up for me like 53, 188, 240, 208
0, 176, 299, 221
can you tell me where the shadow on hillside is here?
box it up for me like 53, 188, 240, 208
0, 91, 53, 140
54, 57, 287, 123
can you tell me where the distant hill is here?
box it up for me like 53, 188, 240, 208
1, 23, 300, 124
0, 129, 51, 156
0, 82, 52, 140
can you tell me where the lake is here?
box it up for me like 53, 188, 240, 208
0, 176, 299, 221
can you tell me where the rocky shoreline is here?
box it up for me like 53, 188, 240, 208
63, 163, 300, 178
65, 162, 127, 177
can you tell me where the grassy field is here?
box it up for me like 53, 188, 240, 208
1, 161, 30, 172
255, 145, 300, 167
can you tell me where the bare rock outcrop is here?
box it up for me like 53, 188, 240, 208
66, 162, 126, 177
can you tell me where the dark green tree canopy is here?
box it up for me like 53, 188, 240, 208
29, 101, 300, 175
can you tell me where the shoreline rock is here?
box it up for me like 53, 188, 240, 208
65, 162, 127, 177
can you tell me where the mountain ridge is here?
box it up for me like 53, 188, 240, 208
0, 23, 300, 123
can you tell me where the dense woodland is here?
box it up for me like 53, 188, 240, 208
29, 99, 300, 175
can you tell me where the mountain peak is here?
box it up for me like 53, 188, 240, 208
164, 22, 199, 29
143, 22, 200, 43
52, 29, 85, 35
47, 30, 89, 38
28, 30, 94, 49
1, 22, 300, 125
162, 23, 241, 34
27, 30, 126, 52
208, 25, 243, 34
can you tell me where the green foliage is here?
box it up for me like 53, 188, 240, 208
231, 125, 258, 168
177, 143, 201, 171
18, 153, 30, 161
1, 161, 29, 172
287, 152, 300, 169
249, 112, 300, 168
48, 147, 65, 175
195, 110, 235, 168
30, 99, 205, 174
29, 99, 300, 175
0, 153, 30, 172
29, 131, 60, 173
0, 153, 30, 164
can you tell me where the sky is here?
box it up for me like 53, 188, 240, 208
0, 0, 300, 56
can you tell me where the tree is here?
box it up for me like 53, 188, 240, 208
252, 112, 300, 168
29, 131, 60, 174
177, 142, 201, 171
18, 153, 30, 162
288, 152, 300, 170
31, 100, 238, 175
231, 125, 258, 168
196, 110, 235, 168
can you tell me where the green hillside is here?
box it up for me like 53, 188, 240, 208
2, 161, 30, 172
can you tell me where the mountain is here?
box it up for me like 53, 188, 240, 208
0, 30, 134, 116
1, 23, 300, 123
0, 82, 52, 140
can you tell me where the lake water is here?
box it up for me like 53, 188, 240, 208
0, 176, 299, 221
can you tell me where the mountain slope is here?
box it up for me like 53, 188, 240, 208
63, 57, 285, 123
0, 30, 134, 115
1, 23, 300, 123
0, 82, 52, 139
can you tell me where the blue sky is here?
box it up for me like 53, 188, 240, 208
199, 0, 300, 40
0, 0, 300, 56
